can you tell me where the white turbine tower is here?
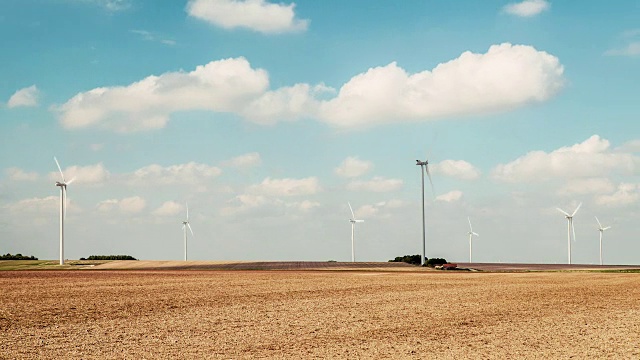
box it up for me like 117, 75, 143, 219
348, 202, 364, 262
182, 203, 194, 261
556, 202, 582, 264
416, 157, 434, 266
595, 216, 611, 266
467, 217, 479, 263
54, 157, 74, 265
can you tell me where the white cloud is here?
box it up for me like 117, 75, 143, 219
334, 156, 373, 178
492, 135, 640, 182
248, 177, 320, 196
97, 196, 146, 213
557, 178, 616, 196
7, 196, 59, 213
431, 160, 481, 180
128, 162, 222, 186
48, 163, 110, 185
318, 43, 564, 128
605, 42, 640, 57
5, 167, 38, 181
292, 200, 320, 212
503, 0, 549, 17
54, 57, 269, 133
75, 0, 131, 11
221, 152, 261, 168
616, 139, 640, 153
152, 201, 185, 216
595, 183, 639, 207
347, 177, 403, 192
354, 200, 406, 219
130, 30, 176, 46
240, 83, 319, 124
436, 190, 463, 202
7, 85, 39, 108
186, 0, 308, 34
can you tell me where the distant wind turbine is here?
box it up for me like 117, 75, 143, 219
467, 217, 479, 263
416, 157, 434, 266
595, 216, 611, 266
54, 157, 75, 265
556, 202, 582, 264
348, 202, 364, 262
182, 203, 194, 261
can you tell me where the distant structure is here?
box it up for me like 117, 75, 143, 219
54, 157, 75, 265
556, 203, 582, 264
595, 216, 611, 265
348, 202, 364, 262
467, 217, 479, 263
416, 158, 434, 266
182, 203, 194, 261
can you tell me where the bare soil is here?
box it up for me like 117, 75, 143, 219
1, 270, 639, 359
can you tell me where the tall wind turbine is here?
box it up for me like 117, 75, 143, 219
595, 216, 611, 266
467, 217, 479, 263
348, 202, 364, 262
182, 203, 194, 261
416, 158, 434, 266
54, 157, 74, 265
556, 202, 582, 264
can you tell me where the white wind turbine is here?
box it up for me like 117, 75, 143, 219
348, 202, 364, 262
556, 202, 582, 264
467, 217, 479, 263
54, 157, 75, 265
182, 203, 194, 261
416, 157, 434, 266
595, 216, 611, 266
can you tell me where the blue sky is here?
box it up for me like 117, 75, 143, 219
1, 0, 639, 264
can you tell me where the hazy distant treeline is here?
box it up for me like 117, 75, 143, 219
80, 255, 137, 260
389, 255, 448, 266
1, 253, 38, 260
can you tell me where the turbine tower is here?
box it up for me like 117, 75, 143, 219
467, 217, 479, 263
348, 202, 364, 262
54, 157, 74, 265
416, 158, 434, 266
556, 202, 582, 264
182, 203, 194, 261
595, 216, 611, 266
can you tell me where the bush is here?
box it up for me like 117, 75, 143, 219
389, 254, 423, 265
1, 253, 38, 260
426, 258, 448, 267
85, 255, 137, 260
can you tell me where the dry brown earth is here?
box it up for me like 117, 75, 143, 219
1, 270, 639, 359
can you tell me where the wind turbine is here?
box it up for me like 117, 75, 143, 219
416, 157, 434, 266
348, 202, 364, 262
467, 217, 479, 263
54, 157, 74, 265
182, 203, 194, 261
556, 202, 582, 264
595, 216, 611, 266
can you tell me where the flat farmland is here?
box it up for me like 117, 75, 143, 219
1, 270, 640, 359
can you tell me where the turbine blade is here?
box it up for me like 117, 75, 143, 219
556, 208, 570, 217
186, 202, 189, 221
603, 226, 611, 231
571, 202, 582, 217
66, 177, 76, 185
54, 156, 65, 182
187, 223, 194, 237
348, 202, 355, 219
468, 217, 473, 231
63, 188, 68, 219
355, 219, 364, 223
595, 216, 602, 228
425, 165, 435, 196
473, 232, 479, 237
572, 220, 576, 243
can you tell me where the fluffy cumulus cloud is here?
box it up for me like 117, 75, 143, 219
353, 199, 405, 218
127, 162, 222, 185
5, 167, 38, 181
492, 135, 640, 182
53, 43, 564, 132
347, 177, 403, 192
248, 177, 320, 196
334, 156, 373, 178
318, 43, 564, 128
7, 85, 39, 108
595, 183, 639, 207
221, 152, 261, 168
186, 0, 308, 34
48, 163, 110, 185
152, 201, 185, 216
503, 0, 550, 17
557, 178, 616, 196
97, 196, 146, 213
431, 160, 481, 180
7, 196, 59, 214
435, 190, 463, 202
54, 57, 269, 133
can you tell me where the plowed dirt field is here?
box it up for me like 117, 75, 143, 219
2, 270, 639, 359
